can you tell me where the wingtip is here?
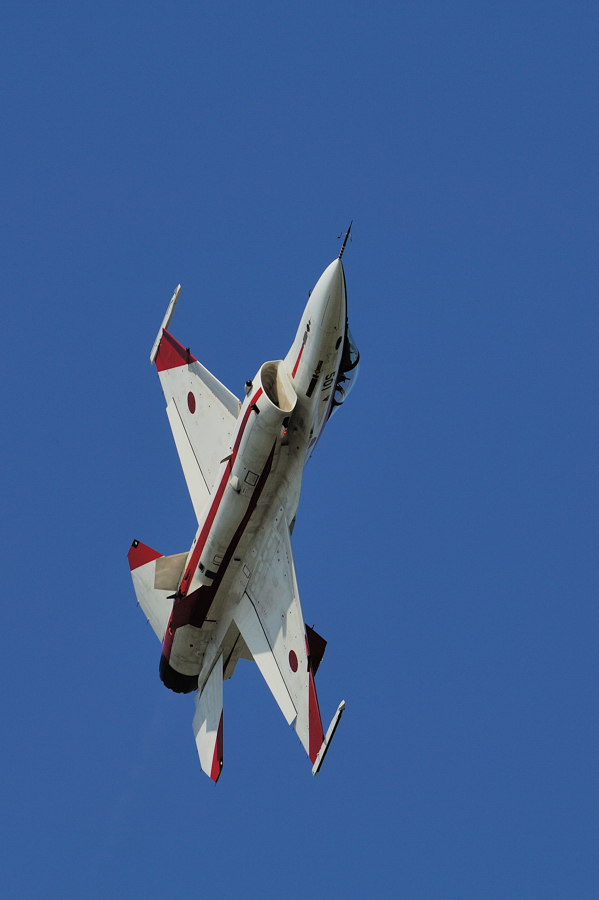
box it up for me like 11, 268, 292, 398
209, 712, 224, 783
312, 700, 346, 776
150, 284, 182, 365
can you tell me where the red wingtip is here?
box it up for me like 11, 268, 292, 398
127, 540, 163, 571
210, 712, 224, 783
308, 668, 325, 764
155, 329, 197, 372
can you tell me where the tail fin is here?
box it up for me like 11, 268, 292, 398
192, 654, 224, 782
127, 540, 187, 641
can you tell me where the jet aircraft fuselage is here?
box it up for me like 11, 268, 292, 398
128, 250, 358, 780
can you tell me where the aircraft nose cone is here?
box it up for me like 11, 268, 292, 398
311, 258, 346, 334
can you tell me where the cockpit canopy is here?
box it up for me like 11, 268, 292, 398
329, 325, 360, 418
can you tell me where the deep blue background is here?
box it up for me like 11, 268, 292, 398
1, 2, 598, 897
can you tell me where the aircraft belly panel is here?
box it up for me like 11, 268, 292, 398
170, 625, 209, 676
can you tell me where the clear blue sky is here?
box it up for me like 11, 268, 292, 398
1, 2, 598, 898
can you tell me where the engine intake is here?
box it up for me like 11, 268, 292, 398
260, 360, 297, 413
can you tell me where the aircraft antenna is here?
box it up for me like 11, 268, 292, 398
338, 221, 353, 259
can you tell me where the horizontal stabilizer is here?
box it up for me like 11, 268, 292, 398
193, 654, 224, 782
127, 541, 186, 641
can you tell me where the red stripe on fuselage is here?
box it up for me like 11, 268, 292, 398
177, 388, 263, 598
291, 344, 304, 379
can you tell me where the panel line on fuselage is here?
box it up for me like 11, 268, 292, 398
162, 438, 277, 663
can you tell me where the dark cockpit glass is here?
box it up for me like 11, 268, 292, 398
329, 325, 360, 418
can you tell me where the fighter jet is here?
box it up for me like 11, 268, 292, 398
128, 235, 359, 781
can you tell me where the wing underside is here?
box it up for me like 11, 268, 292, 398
233, 512, 326, 764
154, 327, 240, 521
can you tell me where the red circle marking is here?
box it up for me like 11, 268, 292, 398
289, 650, 298, 672
187, 392, 196, 413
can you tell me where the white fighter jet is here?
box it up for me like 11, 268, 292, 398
128, 232, 359, 781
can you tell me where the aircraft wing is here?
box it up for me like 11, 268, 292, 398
152, 321, 240, 522
233, 508, 328, 766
